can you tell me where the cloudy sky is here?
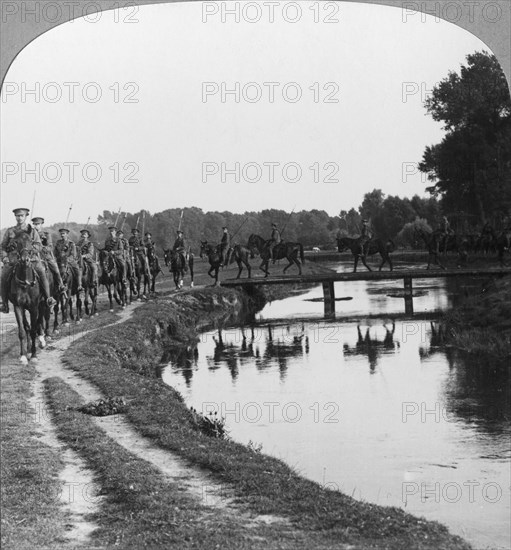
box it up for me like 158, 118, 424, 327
0, 1, 488, 226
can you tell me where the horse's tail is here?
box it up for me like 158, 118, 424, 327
300, 243, 305, 263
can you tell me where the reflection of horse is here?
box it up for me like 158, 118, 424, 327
343, 323, 397, 372
98, 250, 123, 312
247, 234, 304, 277
8, 248, 46, 363
336, 236, 394, 272
163, 249, 194, 289
199, 242, 222, 285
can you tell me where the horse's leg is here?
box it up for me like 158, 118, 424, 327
353, 255, 359, 273
295, 256, 302, 276
361, 254, 372, 272
189, 257, 194, 287
29, 306, 39, 359
14, 307, 29, 364
245, 259, 251, 279
107, 284, 114, 312
236, 260, 243, 279
208, 265, 216, 279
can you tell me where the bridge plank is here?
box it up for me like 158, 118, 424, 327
221, 267, 511, 287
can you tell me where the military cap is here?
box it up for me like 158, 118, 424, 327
177, 229, 183, 234
59, 228, 70, 234
32, 216, 45, 224
108, 226, 117, 231
362, 219, 368, 223
13, 208, 30, 215
131, 228, 140, 233
117, 229, 124, 235
80, 229, 91, 237
222, 226, 228, 230
145, 232, 152, 237
271, 222, 277, 227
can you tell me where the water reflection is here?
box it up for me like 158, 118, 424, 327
342, 322, 399, 372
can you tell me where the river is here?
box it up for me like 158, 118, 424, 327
162, 262, 510, 550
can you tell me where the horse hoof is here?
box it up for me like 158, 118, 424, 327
64, 322, 70, 327
38, 336, 46, 349
29, 356, 37, 363
190, 282, 194, 288
95, 313, 99, 317
20, 356, 28, 365
109, 309, 114, 313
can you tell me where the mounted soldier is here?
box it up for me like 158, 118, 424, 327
1, 208, 56, 313
172, 229, 188, 272
219, 226, 230, 267
77, 229, 98, 289
268, 222, 282, 263
359, 219, 372, 256
129, 228, 150, 278
54, 228, 83, 291
104, 226, 127, 285
31, 216, 67, 295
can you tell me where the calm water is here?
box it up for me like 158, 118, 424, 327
162, 263, 510, 550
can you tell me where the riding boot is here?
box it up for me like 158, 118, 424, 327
40, 274, 56, 308
1, 266, 12, 313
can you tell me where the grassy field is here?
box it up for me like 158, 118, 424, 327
1, 254, 477, 549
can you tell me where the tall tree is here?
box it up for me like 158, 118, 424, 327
419, 51, 511, 223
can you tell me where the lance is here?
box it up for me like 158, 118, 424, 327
135, 214, 140, 230
141, 210, 146, 237
178, 210, 184, 231
114, 207, 122, 228
85, 216, 91, 229
120, 212, 127, 231
31, 190, 36, 216
65, 204, 73, 224
280, 206, 296, 238
230, 217, 249, 241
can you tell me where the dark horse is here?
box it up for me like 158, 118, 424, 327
336, 237, 394, 273
247, 234, 304, 277
58, 259, 82, 325
131, 253, 151, 298
199, 242, 223, 285
146, 247, 162, 293
98, 249, 124, 312
163, 249, 194, 289
77, 261, 98, 318
226, 244, 252, 279
7, 248, 46, 363
415, 228, 468, 270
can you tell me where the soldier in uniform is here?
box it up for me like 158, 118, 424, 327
54, 228, 83, 291
129, 228, 150, 278
172, 229, 187, 271
104, 226, 127, 284
1, 208, 56, 313
359, 219, 372, 256
219, 226, 230, 267
77, 229, 98, 289
31, 216, 67, 294
268, 222, 282, 263
144, 232, 159, 271
438, 216, 454, 253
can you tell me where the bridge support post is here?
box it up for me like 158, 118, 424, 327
403, 276, 413, 315
322, 281, 335, 317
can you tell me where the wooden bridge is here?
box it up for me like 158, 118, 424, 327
221, 267, 511, 316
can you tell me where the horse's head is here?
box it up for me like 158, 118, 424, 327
17, 247, 32, 266
247, 234, 262, 258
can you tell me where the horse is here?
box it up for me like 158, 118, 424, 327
146, 247, 162, 293
58, 258, 82, 325
199, 242, 222, 285
76, 260, 98, 318
163, 249, 194, 290
98, 249, 124, 312
336, 236, 394, 273
226, 244, 252, 279
131, 253, 151, 299
7, 248, 47, 363
415, 228, 467, 269
247, 234, 304, 277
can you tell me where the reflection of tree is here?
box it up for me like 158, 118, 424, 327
343, 323, 398, 372
441, 353, 510, 435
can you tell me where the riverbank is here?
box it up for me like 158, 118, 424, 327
52, 286, 471, 549
441, 276, 511, 361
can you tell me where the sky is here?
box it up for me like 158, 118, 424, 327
0, 1, 490, 227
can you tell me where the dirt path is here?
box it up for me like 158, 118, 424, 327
7, 298, 291, 547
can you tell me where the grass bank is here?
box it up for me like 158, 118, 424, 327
60, 286, 471, 549
441, 276, 511, 361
